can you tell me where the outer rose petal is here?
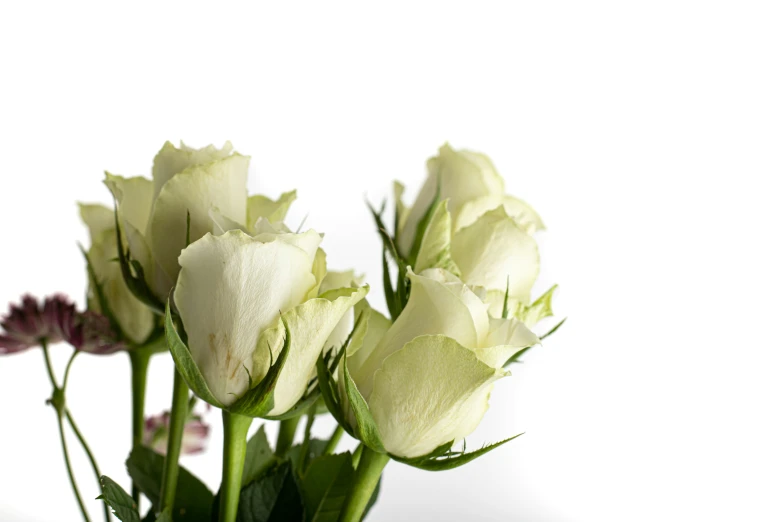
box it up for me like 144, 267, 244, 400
319, 270, 364, 354
354, 268, 488, 397
149, 154, 250, 291
503, 195, 545, 234
475, 317, 540, 368
152, 141, 234, 202
451, 207, 540, 304
79, 204, 154, 343
246, 190, 297, 230
174, 230, 318, 406
398, 143, 505, 255
367, 334, 507, 458
253, 285, 369, 416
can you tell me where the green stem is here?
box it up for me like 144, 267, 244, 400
57, 411, 91, 522
338, 445, 389, 522
323, 425, 344, 456
159, 368, 190, 516
42, 342, 90, 522
218, 411, 253, 522
128, 350, 151, 504
66, 409, 109, 522
275, 415, 300, 457
296, 408, 317, 473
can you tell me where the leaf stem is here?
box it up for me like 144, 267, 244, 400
297, 407, 317, 473
323, 425, 344, 456
159, 368, 190, 516
128, 349, 151, 504
338, 445, 389, 522
42, 342, 90, 522
65, 409, 109, 522
274, 415, 300, 457
218, 411, 253, 522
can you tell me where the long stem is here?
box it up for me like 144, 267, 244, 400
218, 411, 253, 522
296, 408, 317, 473
66, 409, 109, 522
323, 425, 345, 456
42, 342, 90, 522
128, 349, 151, 504
338, 445, 389, 522
57, 411, 91, 522
159, 368, 190, 516
274, 415, 300, 457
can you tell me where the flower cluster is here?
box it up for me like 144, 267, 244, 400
1, 141, 561, 522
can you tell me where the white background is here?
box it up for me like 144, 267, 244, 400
1, 2, 782, 521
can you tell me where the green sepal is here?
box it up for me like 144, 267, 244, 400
97, 475, 140, 522
113, 201, 164, 314
540, 317, 567, 341
520, 284, 558, 325
342, 355, 385, 454
501, 276, 511, 320
316, 355, 353, 437
164, 300, 223, 408
229, 316, 292, 418
391, 434, 522, 471
503, 346, 533, 367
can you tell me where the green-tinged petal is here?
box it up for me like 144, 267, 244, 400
394, 180, 410, 239
354, 268, 488, 397
308, 248, 327, 300
79, 204, 155, 343
413, 200, 461, 276
78, 203, 114, 242
104, 174, 159, 287
149, 154, 250, 289
246, 190, 296, 229
451, 207, 540, 303
367, 334, 507, 458
151, 141, 233, 201
252, 285, 369, 416
173, 230, 317, 407
503, 195, 545, 233
319, 270, 365, 355
398, 143, 505, 256
485, 289, 524, 320
476, 318, 540, 368
520, 284, 558, 327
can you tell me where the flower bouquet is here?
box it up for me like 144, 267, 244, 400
1, 142, 563, 522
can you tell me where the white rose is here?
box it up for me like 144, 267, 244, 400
105, 141, 296, 302
396, 143, 544, 257
339, 268, 538, 458
173, 228, 367, 415
78, 203, 155, 344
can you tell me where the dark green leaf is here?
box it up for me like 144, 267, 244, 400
286, 439, 329, 476
112, 201, 164, 314
342, 356, 385, 453
243, 425, 277, 487
299, 453, 354, 522
391, 434, 522, 471
237, 462, 304, 522
98, 475, 140, 522
230, 317, 292, 418
164, 301, 223, 408
126, 446, 213, 522
155, 512, 173, 522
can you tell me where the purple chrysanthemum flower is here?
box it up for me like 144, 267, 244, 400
0, 294, 75, 354
143, 409, 210, 455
